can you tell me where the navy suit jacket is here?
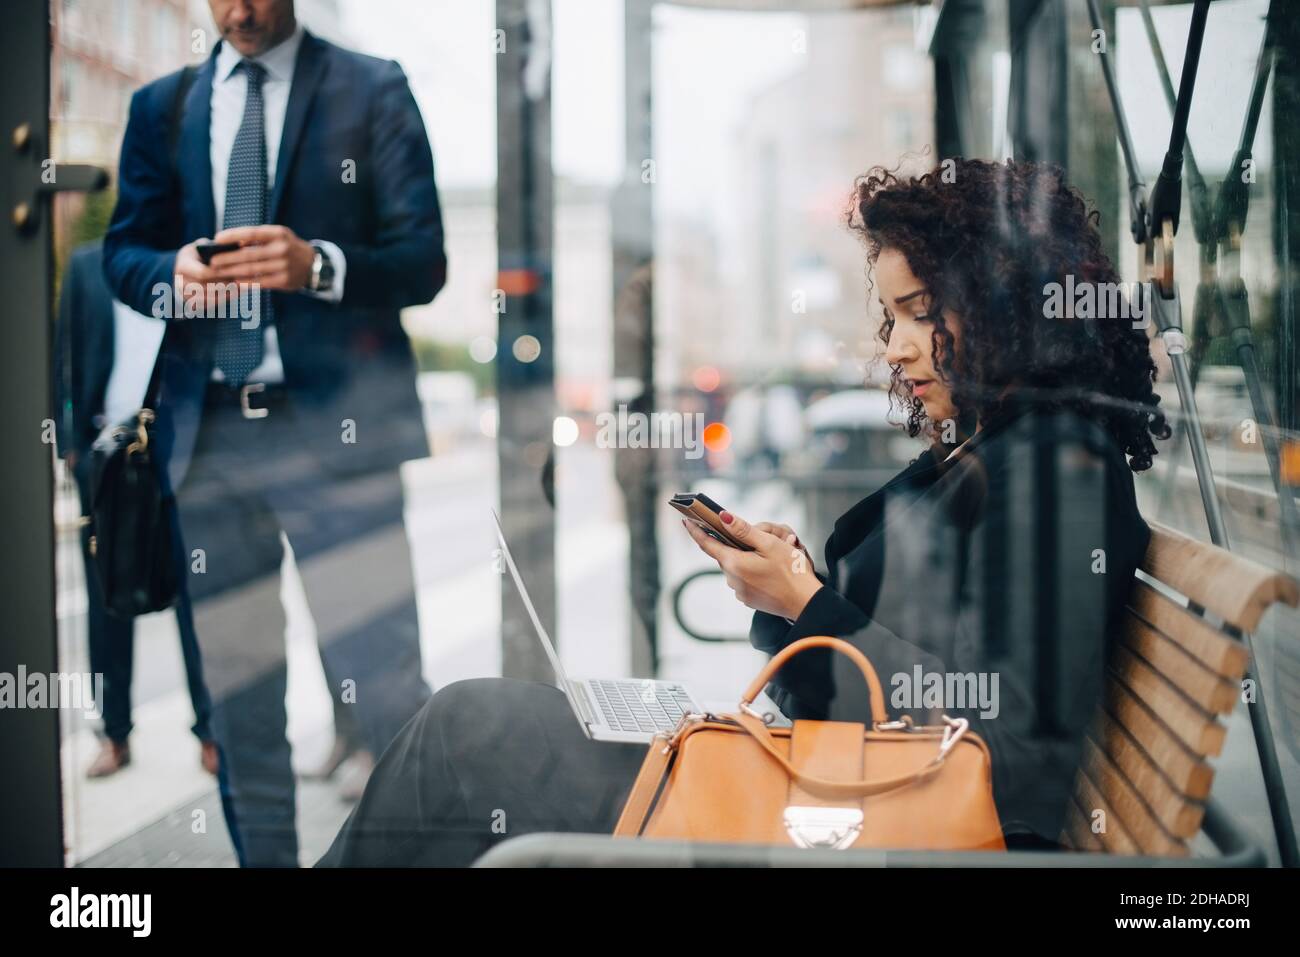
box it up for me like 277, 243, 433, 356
103, 31, 446, 493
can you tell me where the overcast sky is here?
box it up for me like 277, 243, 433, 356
337, 0, 807, 209
333, 0, 1271, 195
1117, 0, 1272, 176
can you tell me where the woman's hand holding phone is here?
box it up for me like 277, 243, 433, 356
682, 510, 823, 620
753, 522, 813, 566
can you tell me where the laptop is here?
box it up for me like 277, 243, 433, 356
492, 509, 706, 743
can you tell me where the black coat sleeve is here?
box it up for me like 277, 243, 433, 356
753, 411, 1148, 843
940, 412, 1148, 842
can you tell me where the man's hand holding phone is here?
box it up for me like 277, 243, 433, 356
172, 239, 235, 315
174, 239, 219, 287
680, 505, 823, 620
204, 224, 316, 291
195, 240, 241, 264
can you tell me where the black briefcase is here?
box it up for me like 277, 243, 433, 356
88, 402, 178, 619
83, 65, 195, 619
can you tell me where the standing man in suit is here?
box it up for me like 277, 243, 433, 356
55, 240, 218, 780
103, 0, 445, 866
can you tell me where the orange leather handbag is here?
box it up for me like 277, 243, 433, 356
613, 636, 1006, 851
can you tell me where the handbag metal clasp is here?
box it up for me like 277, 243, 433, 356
126, 408, 155, 456
872, 715, 914, 732
740, 701, 776, 724
663, 711, 708, 751
938, 714, 969, 760
783, 806, 863, 850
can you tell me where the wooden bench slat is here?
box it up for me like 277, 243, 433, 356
1077, 522, 1296, 858
1091, 710, 1206, 837
1109, 645, 1226, 756
1275, 647, 1300, 683
1127, 579, 1250, 679
1063, 797, 1105, 852
1142, 521, 1300, 631
1104, 676, 1216, 798
1073, 767, 1141, 854
1080, 734, 1189, 856
1120, 612, 1240, 713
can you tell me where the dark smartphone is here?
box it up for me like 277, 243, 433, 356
670, 492, 754, 551
195, 240, 241, 265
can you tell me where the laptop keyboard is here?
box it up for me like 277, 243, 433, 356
589, 680, 694, 734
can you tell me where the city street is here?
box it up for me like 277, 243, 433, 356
55, 431, 788, 866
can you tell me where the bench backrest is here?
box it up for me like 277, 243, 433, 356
1063, 521, 1299, 855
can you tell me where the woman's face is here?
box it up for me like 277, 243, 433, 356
877, 246, 960, 429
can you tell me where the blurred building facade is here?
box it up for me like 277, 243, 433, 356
49, 0, 342, 264
658, 7, 933, 391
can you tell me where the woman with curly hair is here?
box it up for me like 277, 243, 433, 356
319, 158, 1167, 865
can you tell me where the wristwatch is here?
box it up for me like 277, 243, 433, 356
308, 242, 335, 294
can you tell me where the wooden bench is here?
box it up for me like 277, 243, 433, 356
1061, 520, 1299, 857
478, 519, 1297, 867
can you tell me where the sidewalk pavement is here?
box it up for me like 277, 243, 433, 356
60, 438, 796, 866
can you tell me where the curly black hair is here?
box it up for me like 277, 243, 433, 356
847, 157, 1170, 472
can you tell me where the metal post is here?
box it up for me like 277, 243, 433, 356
611, 0, 658, 676
1147, 287, 1229, 543
1087, 0, 1298, 867
1, 0, 62, 866
496, 0, 557, 682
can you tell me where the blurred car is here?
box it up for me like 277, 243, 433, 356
724, 384, 806, 474
794, 387, 923, 556
417, 371, 480, 455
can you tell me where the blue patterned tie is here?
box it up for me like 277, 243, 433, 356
213, 59, 269, 384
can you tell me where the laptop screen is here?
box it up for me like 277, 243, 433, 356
490, 509, 569, 690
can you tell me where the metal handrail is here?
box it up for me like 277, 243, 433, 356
671, 568, 749, 642
1086, 0, 1297, 868
474, 798, 1266, 868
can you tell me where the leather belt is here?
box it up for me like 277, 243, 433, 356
204, 381, 289, 419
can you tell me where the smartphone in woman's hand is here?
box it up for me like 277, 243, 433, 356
669, 492, 755, 551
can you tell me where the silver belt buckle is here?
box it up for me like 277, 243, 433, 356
239, 382, 269, 419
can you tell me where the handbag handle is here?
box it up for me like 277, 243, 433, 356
732, 636, 968, 800
730, 708, 960, 800
741, 635, 888, 727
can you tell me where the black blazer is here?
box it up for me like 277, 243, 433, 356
53, 241, 116, 462
750, 399, 1151, 846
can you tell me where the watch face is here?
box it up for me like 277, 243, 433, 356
312, 245, 334, 290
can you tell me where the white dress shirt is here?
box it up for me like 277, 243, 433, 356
209, 24, 346, 384
103, 300, 167, 426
